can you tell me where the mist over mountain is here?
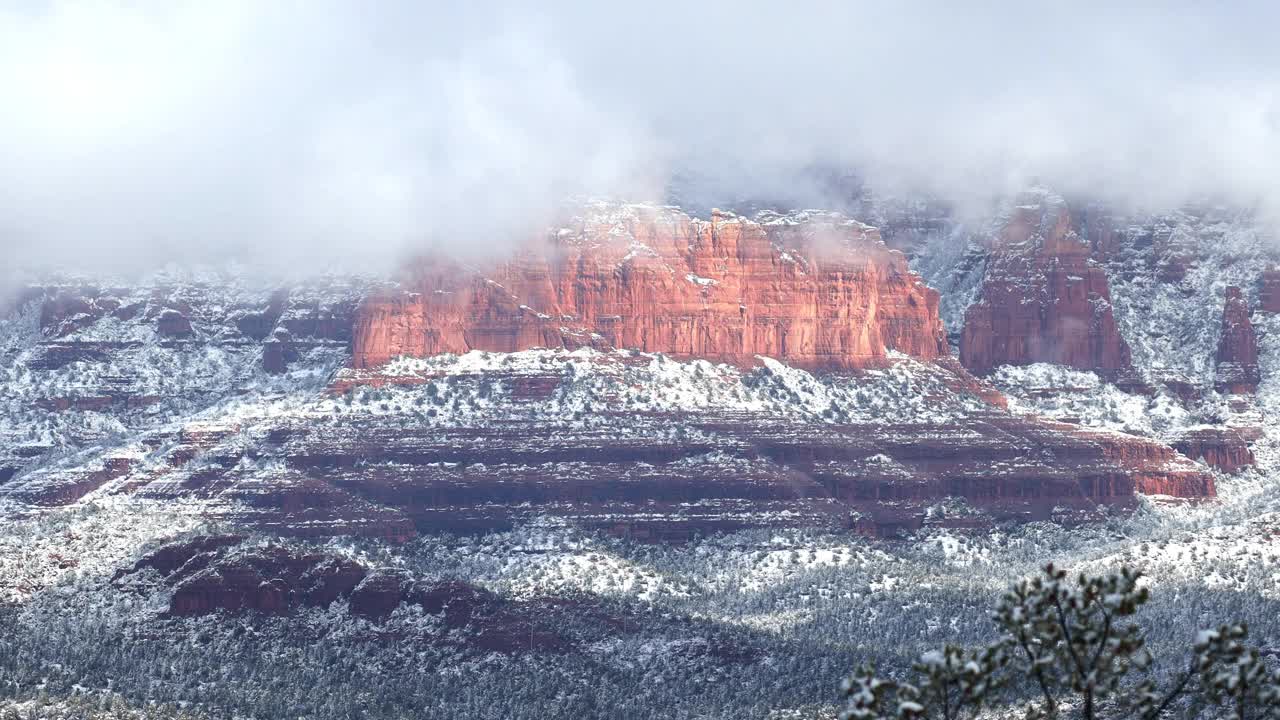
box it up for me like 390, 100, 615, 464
7, 6, 1280, 719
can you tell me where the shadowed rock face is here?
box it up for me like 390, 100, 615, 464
959, 197, 1132, 376
116, 538, 762, 658
1260, 267, 1280, 313
119, 539, 377, 616
352, 206, 948, 371
1215, 286, 1260, 395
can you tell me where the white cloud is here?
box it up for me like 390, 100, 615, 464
2, 1, 1279, 272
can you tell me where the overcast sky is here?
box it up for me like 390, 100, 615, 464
2, 1, 1279, 272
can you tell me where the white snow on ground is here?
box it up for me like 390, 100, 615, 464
0, 269, 355, 456
0, 494, 205, 604
332, 348, 989, 429
989, 364, 1189, 437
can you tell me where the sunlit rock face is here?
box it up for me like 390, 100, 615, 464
352, 205, 948, 371
959, 194, 1132, 376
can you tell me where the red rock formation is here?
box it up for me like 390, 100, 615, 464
959, 196, 1133, 375
281, 299, 357, 343
1173, 428, 1258, 473
1084, 429, 1216, 496
1152, 229, 1197, 284
351, 207, 948, 370
1215, 286, 1260, 394
1260, 267, 1280, 313
117, 535, 245, 580
4, 455, 137, 506
128, 540, 503, 624
20, 283, 358, 377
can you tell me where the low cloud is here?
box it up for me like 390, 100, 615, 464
2, 1, 1279, 273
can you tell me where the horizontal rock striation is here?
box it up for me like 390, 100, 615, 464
352, 206, 948, 371
17, 280, 362, 377
93, 352, 1210, 541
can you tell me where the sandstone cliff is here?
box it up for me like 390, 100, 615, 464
351, 206, 948, 370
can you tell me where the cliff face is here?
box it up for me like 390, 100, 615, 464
352, 206, 948, 370
959, 198, 1132, 375
1215, 286, 1261, 394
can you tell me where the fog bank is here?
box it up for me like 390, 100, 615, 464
2, 2, 1278, 272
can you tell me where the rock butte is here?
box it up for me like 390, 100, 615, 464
352, 206, 948, 371
1215, 286, 1261, 395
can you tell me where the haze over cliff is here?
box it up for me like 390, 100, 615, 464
3, 1, 1280, 273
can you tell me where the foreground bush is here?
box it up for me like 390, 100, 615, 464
841, 564, 1280, 720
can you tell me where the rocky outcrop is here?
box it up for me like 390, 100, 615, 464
262, 329, 300, 374
117, 535, 246, 580
121, 539, 575, 652
959, 195, 1132, 375
14, 281, 364, 382
1173, 427, 1258, 473
348, 570, 406, 617
35, 288, 143, 337
351, 206, 948, 371
264, 295, 359, 373
1215, 286, 1260, 394
156, 309, 193, 338
2, 455, 136, 505
234, 289, 290, 340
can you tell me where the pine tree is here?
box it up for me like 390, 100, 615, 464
840, 564, 1280, 720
